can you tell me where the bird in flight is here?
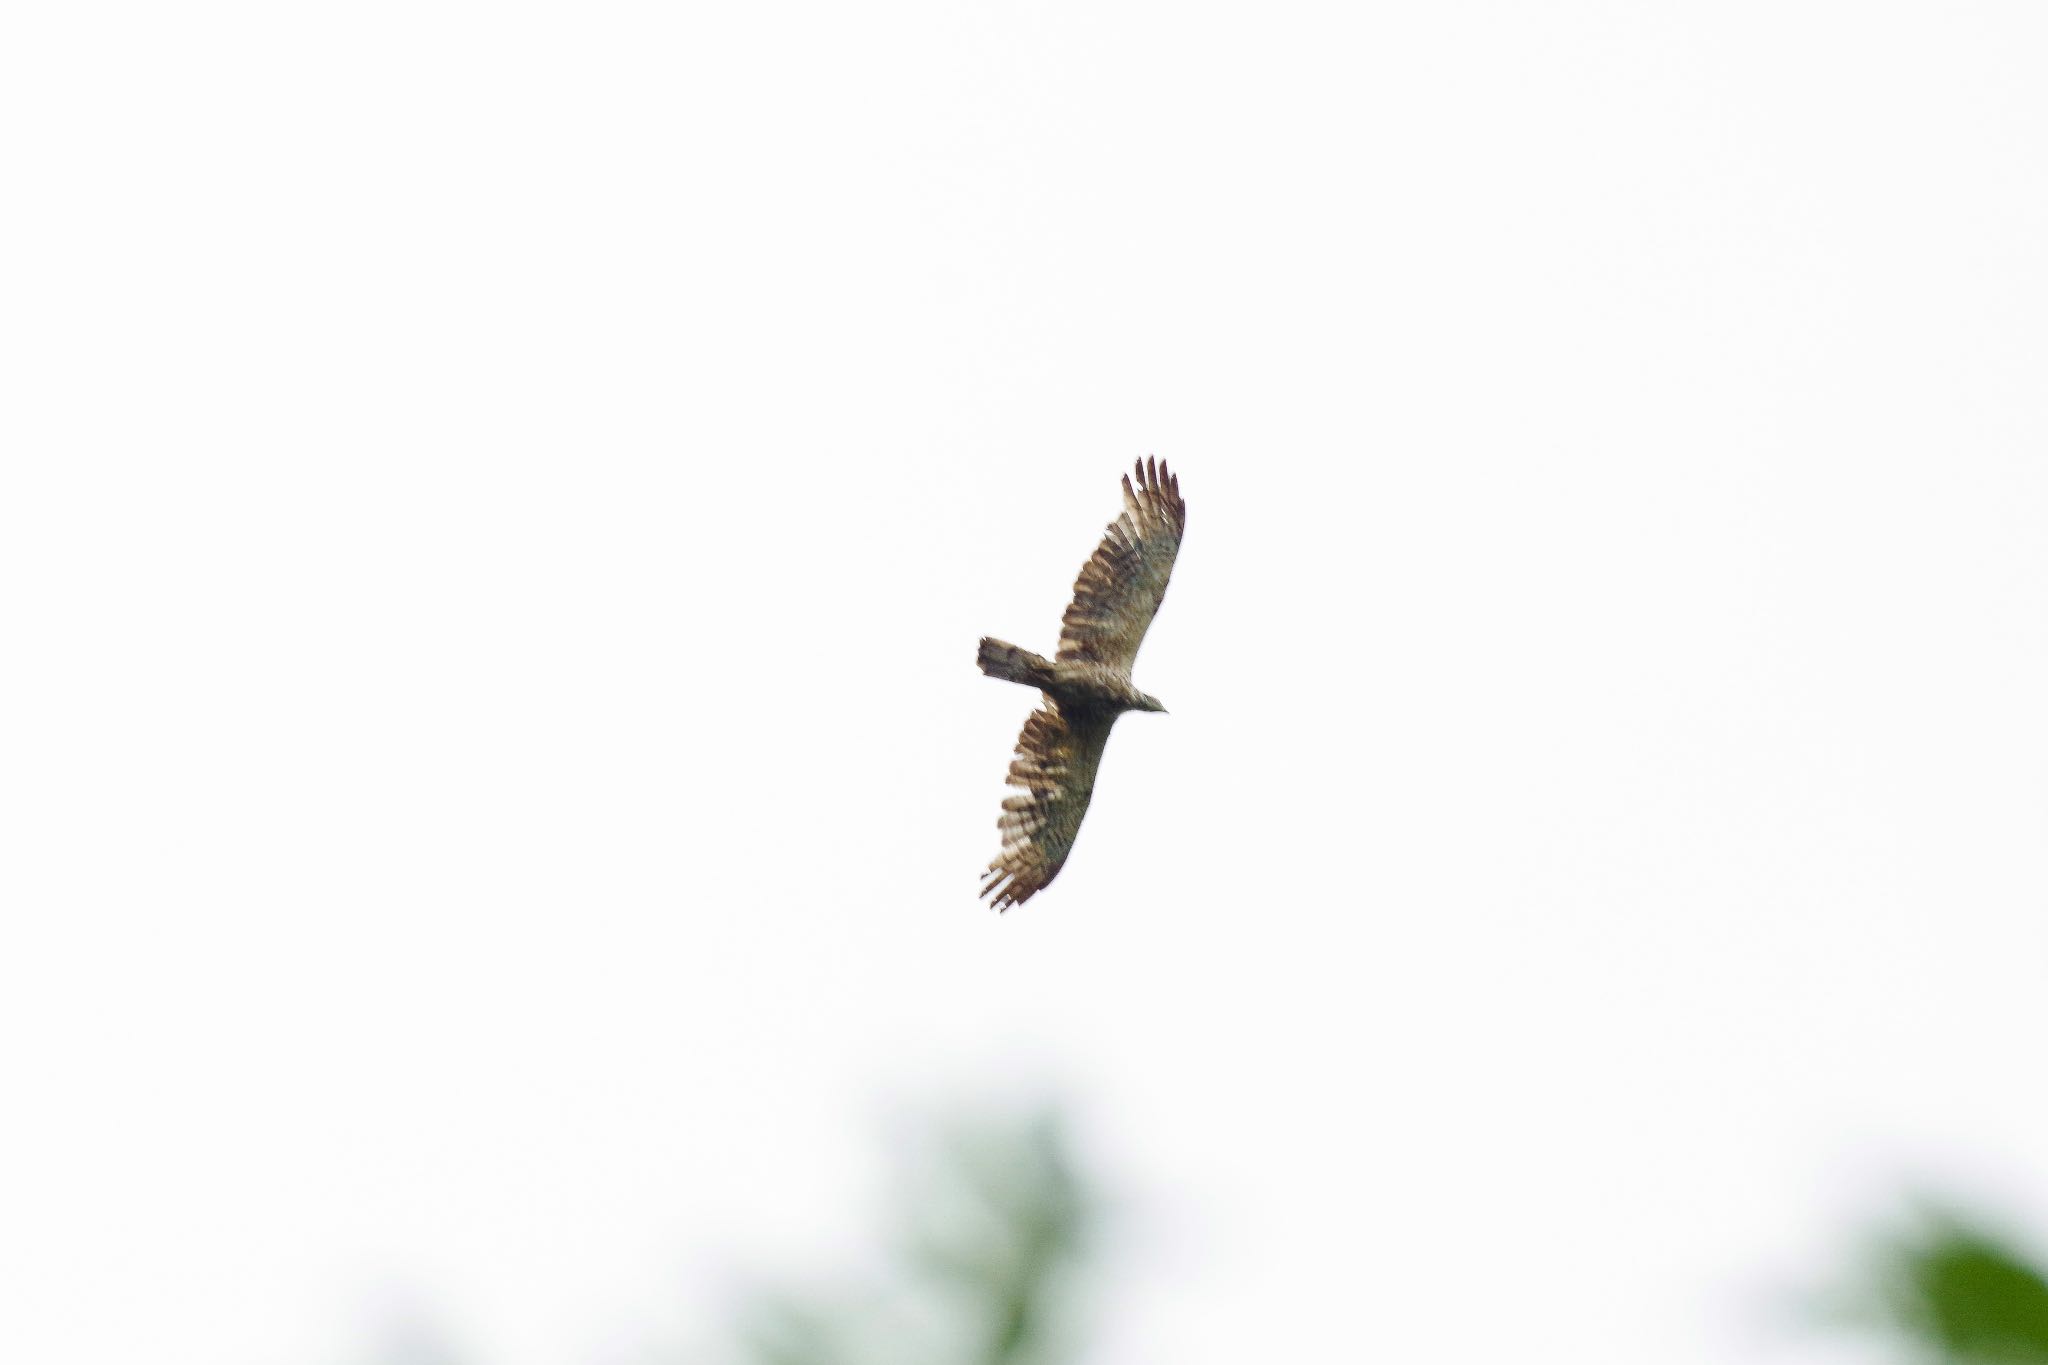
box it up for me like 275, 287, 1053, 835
977, 457, 1185, 910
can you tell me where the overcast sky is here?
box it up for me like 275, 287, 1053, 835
5, 3, 2046, 1364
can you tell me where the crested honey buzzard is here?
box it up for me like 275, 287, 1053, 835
976, 457, 1185, 910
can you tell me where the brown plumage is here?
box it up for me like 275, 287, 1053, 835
977, 457, 1185, 910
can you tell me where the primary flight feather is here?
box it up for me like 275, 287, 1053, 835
977, 457, 1185, 911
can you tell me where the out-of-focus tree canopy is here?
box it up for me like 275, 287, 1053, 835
1843, 1210, 2048, 1364
731, 1106, 1096, 1365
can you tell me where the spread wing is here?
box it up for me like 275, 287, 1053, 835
980, 702, 1116, 911
1055, 457, 1185, 669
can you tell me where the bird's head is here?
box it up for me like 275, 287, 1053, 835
1135, 692, 1168, 714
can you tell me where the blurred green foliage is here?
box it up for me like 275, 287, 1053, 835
343, 1102, 2048, 1365
731, 1107, 1096, 1365
1847, 1210, 2048, 1364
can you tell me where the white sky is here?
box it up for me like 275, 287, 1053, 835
4, 3, 2046, 1363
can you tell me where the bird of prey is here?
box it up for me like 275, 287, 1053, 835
977, 457, 1185, 910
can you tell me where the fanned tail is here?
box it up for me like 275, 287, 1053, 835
977, 637, 1057, 690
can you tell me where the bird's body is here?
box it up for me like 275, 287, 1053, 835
977, 458, 1184, 911
976, 643, 1161, 714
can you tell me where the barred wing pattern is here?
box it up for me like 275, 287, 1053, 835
981, 703, 1115, 911
981, 457, 1184, 911
1055, 456, 1185, 669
